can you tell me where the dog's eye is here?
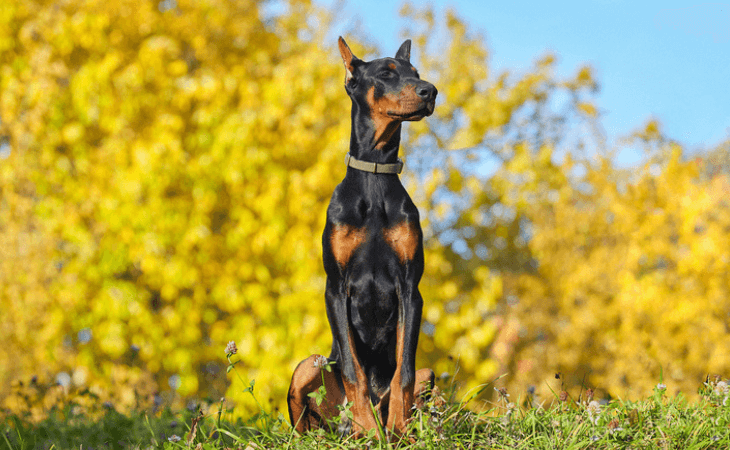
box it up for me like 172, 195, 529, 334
378, 70, 395, 79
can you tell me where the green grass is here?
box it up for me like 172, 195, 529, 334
3, 377, 730, 449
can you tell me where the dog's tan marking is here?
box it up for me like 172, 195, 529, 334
388, 63, 397, 70
366, 86, 401, 149
343, 326, 380, 434
384, 221, 419, 263
385, 323, 414, 434
331, 224, 367, 266
288, 355, 346, 432
413, 368, 435, 409
367, 85, 423, 149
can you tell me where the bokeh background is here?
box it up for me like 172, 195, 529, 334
2, 0, 729, 419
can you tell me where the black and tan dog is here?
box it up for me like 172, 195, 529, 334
287, 37, 437, 437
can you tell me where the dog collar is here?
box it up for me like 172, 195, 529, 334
345, 153, 403, 174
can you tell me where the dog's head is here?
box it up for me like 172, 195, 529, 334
338, 37, 437, 123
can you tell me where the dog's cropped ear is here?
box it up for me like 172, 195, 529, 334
338, 37, 360, 83
395, 39, 411, 62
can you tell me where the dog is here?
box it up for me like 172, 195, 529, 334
287, 36, 437, 437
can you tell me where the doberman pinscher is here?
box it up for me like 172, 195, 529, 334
287, 37, 437, 437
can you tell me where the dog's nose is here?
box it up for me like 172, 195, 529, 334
417, 84, 437, 102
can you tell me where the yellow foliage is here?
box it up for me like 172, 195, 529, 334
577, 102, 597, 117
400, 4, 603, 403
0, 0, 513, 416
506, 145, 730, 399
0, 0, 348, 415
5, 0, 713, 421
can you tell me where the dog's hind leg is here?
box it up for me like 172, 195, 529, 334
287, 355, 345, 433
413, 368, 435, 409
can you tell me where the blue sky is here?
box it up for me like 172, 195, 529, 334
319, 1, 730, 165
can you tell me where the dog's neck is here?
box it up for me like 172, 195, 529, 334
348, 100, 403, 164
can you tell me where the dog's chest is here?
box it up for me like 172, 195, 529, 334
327, 181, 421, 269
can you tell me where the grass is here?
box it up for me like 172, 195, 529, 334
3, 374, 730, 449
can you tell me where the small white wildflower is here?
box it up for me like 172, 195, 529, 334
587, 400, 601, 425
313, 355, 328, 369
500, 402, 517, 424
225, 341, 237, 356
656, 383, 666, 390
168, 434, 181, 442
587, 400, 601, 414
714, 380, 729, 396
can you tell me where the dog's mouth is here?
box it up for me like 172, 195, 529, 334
387, 100, 435, 120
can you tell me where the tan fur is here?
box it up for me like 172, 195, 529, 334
366, 85, 424, 149
331, 224, 367, 267
342, 327, 380, 433
366, 86, 400, 149
288, 355, 345, 432
385, 324, 414, 433
383, 221, 419, 263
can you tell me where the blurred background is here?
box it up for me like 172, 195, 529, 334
1, 0, 729, 419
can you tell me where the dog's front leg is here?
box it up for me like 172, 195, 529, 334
325, 279, 379, 434
385, 285, 423, 436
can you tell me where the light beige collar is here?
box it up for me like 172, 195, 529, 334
345, 153, 403, 174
